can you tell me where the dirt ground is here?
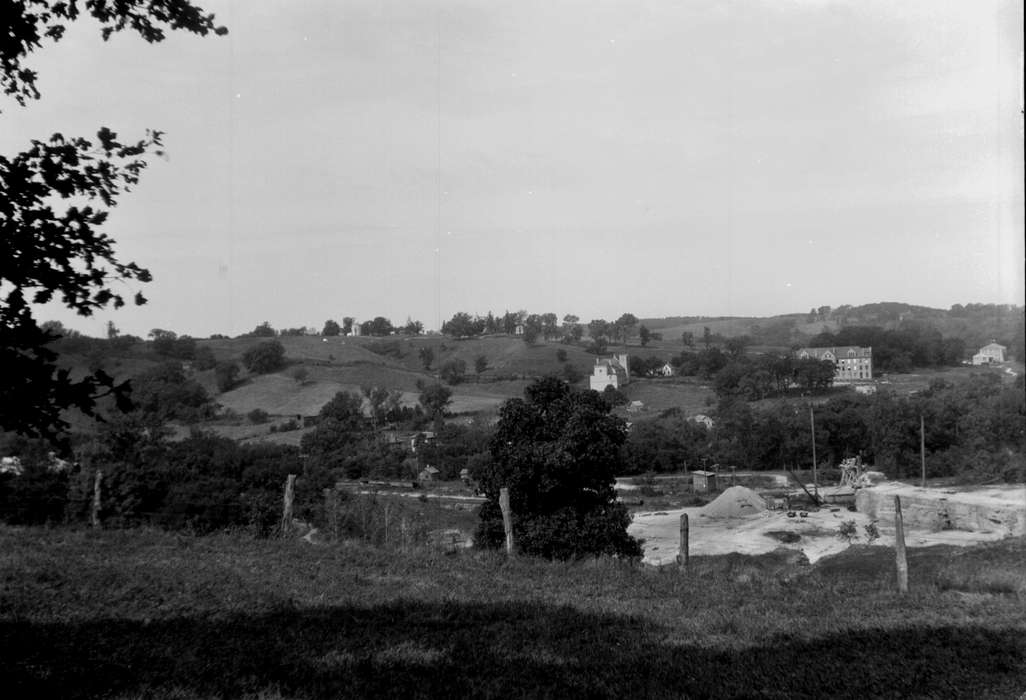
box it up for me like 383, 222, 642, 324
630, 481, 1025, 566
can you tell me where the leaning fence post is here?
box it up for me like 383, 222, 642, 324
499, 487, 515, 556
894, 495, 908, 594
677, 513, 689, 570
280, 473, 296, 538
90, 469, 103, 528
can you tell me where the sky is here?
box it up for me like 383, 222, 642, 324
4, 0, 1023, 337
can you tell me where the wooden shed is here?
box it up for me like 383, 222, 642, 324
692, 470, 718, 493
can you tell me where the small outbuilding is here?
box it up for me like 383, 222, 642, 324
418, 465, 441, 482
692, 470, 718, 493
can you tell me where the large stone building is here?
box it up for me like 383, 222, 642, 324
796, 346, 873, 381
589, 353, 629, 392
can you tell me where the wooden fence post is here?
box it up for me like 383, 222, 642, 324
499, 487, 514, 556
677, 513, 689, 571
90, 469, 103, 529
894, 495, 908, 594
280, 474, 296, 538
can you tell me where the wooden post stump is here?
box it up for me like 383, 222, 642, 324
280, 474, 296, 538
90, 469, 103, 529
499, 487, 514, 556
677, 513, 690, 571
894, 495, 909, 594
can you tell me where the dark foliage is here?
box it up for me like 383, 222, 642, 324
241, 340, 286, 374
359, 317, 394, 337
439, 358, 466, 385
474, 377, 641, 559
128, 362, 213, 422
1, 0, 226, 444
214, 361, 240, 392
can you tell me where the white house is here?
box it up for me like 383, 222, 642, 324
589, 353, 629, 392
656, 362, 674, 377
972, 342, 1006, 365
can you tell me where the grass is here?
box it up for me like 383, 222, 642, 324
1, 526, 1023, 698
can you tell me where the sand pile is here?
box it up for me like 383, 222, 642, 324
700, 486, 768, 519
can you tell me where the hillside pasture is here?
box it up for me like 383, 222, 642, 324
621, 378, 716, 417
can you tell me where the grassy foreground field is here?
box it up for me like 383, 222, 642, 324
1, 528, 1023, 698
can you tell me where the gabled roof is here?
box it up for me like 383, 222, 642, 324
797, 346, 872, 359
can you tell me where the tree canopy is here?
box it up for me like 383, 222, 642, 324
0, 1, 226, 445
473, 377, 640, 560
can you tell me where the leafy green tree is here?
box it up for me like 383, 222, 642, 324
522, 316, 541, 345
242, 340, 286, 374
588, 319, 610, 341
360, 316, 394, 336
439, 358, 467, 385
725, 336, 750, 358
321, 319, 341, 336
681, 331, 694, 348
419, 346, 435, 370
291, 366, 308, 385
614, 313, 638, 344
193, 346, 217, 371
474, 354, 488, 375
402, 318, 423, 335
474, 377, 641, 559
214, 361, 239, 392
247, 322, 276, 337
1, 4, 225, 444
639, 325, 651, 347
562, 314, 582, 341
418, 383, 452, 423
341, 317, 354, 335
540, 313, 559, 340
556, 348, 568, 362
130, 362, 213, 422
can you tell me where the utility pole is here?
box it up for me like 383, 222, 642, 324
920, 414, 926, 488
810, 405, 818, 498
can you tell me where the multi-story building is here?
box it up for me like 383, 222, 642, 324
589, 353, 630, 392
796, 346, 873, 381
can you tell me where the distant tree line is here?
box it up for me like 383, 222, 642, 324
621, 372, 1024, 484
809, 324, 967, 373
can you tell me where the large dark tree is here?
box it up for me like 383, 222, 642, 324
1, 1, 226, 444
474, 377, 641, 560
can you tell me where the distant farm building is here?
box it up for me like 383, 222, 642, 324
972, 342, 1006, 365
692, 470, 718, 493
797, 346, 873, 381
418, 465, 440, 481
590, 353, 630, 392
657, 362, 674, 377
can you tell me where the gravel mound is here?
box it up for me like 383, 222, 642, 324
700, 486, 768, 519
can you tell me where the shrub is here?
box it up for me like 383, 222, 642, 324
248, 409, 269, 424
242, 340, 285, 374
837, 519, 858, 544
214, 361, 240, 392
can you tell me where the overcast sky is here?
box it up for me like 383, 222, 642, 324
5, 0, 1023, 337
